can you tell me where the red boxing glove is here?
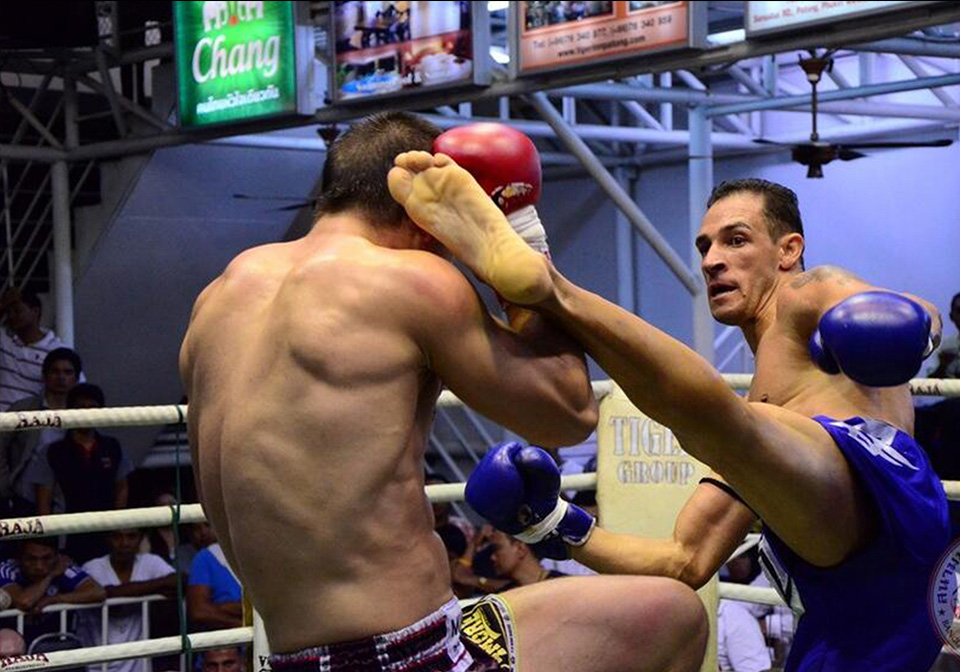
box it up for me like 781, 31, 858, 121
433, 123, 548, 255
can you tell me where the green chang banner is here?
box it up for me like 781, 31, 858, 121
174, 1, 303, 127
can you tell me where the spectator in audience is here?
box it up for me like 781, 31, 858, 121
0, 348, 82, 519
718, 553, 777, 672
0, 538, 105, 645
75, 528, 177, 672
0, 628, 25, 655
928, 292, 960, 379
486, 529, 567, 591
201, 647, 245, 672
34, 384, 133, 563
717, 599, 772, 672
0, 289, 68, 411
145, 493, 197, 574
187, 528, 242, 630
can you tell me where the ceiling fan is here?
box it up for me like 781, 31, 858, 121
754, 52, 953, 178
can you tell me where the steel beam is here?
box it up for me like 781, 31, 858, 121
899, 55, 956, 106
526, 92, 701, 295
709, 72, 960, 117
77, 73, 173, 131
51, 162, 74, 346
5, 96, 63, 149
849, 37, 960, 59
687, 106, 714, 360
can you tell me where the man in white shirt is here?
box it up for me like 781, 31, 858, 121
0, 289, 66, 411
76, 529, 178, 672
718, 599, 773, 672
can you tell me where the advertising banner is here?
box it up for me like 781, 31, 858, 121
747, 1, 943, 37
175, 1, 313, 128
330, 1, 489, 103
510, 1, 705, 77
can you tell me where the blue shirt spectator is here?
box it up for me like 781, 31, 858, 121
187, 542, 242, 630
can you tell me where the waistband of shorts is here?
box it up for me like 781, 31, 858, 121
269, 597, 471, 672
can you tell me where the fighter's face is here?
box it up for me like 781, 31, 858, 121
696, 193, 782, 326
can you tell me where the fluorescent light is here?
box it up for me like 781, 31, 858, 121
708, 28, 746, 46
490, 45, 510, 64
488, 1, 510, 12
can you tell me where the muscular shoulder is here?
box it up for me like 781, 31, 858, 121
786, 266, 865, 293
777, 265, 872, 332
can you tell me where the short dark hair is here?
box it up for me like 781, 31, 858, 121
707, 178, 805, 269
42, 347, 83, 377
67, 382, 105, 408
951, 292, 960, 308
19, 537, 58, 555
316, 112, 442, 228
19, 290, 41, 315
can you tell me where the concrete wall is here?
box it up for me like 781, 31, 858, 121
74, 143, 322, 460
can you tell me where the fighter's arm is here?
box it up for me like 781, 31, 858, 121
410, 257, 596, 448
572, 478, 757, 589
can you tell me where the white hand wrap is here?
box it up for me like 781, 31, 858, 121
507, 205, 549, 256
514, 499, 568, 545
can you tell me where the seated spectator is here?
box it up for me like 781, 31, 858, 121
486, 529, 566, 591
75, 529, 177, 672
0, 538, 105, 646
1, 347, 82, 520
34, 384, 133, 563
0, 628, 25, 655
928, 292, 960, 379
0, 288, 67, 411
187, 530, 242, 631
202, 647, 245, 672
717, 599, 772, 672
146, 493, 197, 574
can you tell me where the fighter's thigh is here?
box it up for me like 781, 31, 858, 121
715, 402, 868, 564
501, 575, 707, 672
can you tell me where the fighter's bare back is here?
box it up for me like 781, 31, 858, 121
179, 230, 453, 653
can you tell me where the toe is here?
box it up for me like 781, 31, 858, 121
387, 166, 414, 204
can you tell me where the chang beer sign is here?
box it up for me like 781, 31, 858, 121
174, 1, 314, 128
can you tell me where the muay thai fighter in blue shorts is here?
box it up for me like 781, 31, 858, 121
390, 164, 951, 672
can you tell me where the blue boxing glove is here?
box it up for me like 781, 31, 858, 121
809, 291, 933, 387
465, 442, 595, 559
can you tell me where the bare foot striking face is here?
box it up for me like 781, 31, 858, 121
388, 151, 551, 305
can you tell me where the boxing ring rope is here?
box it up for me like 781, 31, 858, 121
1, 375, 957, 668
2, 377, 957, 435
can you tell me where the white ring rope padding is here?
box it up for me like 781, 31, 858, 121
0, 473, 599, 541
2, 376, 957, 433
718, 582, 786, 607
6, 472, 960, 542
0, 627, 252, 672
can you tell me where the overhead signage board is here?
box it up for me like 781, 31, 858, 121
174, 1, 315, 128
509, 1, 706, 77
329, 1, 489, 104
746, 1, 943, 37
